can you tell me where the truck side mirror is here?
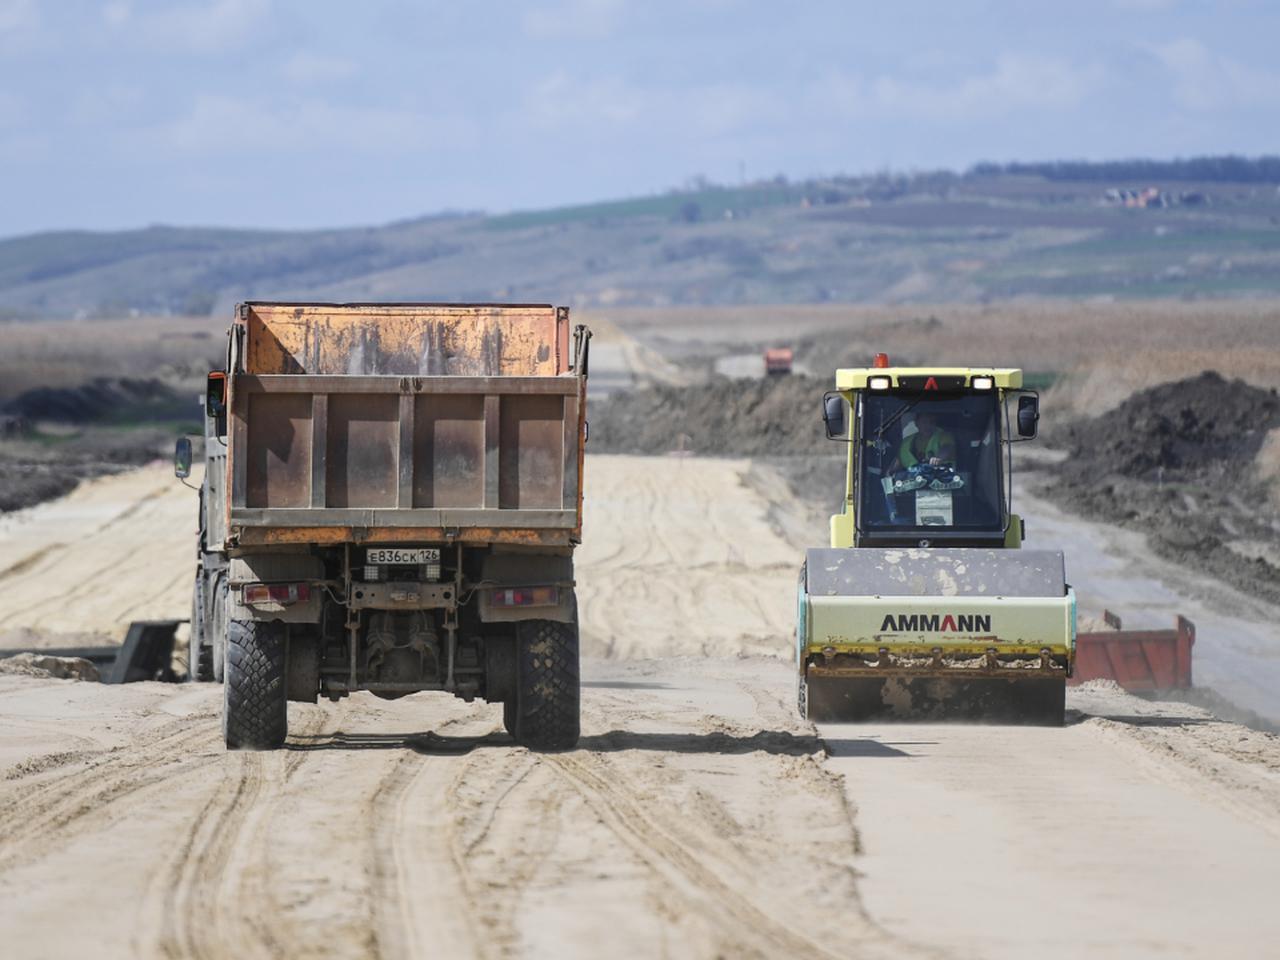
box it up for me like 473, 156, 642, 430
823, 393, 847, 440
206, 372, 227, 419
1017, 394, 1039, 439
174, 437, 193, 479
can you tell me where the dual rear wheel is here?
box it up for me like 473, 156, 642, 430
220, 615, 581, 752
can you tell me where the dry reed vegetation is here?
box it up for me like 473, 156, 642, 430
0, 315, 225, 404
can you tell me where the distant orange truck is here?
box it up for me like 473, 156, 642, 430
764, 347, 793, 375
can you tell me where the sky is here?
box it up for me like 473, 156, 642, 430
1, 0, 1278, 237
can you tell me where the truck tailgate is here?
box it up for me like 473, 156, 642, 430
226, 303, 586, 546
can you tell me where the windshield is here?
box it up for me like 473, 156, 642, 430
857, 392, 1004, 533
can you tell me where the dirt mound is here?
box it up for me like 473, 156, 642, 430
4, 377, 189, 423
0, 652, 100, 681
1048, 371, 1280, 604
1060, 371, 1280, 480
0, 463, 79, 513
0, 424, 175, 514
590, 375, 827, 456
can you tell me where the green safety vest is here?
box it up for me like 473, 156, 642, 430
900, 429, 954, 468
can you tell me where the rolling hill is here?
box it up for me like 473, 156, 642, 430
4, 160, 1280, 318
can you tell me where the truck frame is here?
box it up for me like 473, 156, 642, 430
181, 302, 590, 750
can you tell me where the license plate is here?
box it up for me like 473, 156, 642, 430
366, 548, 440, 565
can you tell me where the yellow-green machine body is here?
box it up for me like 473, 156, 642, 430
797, 362, 1075, 723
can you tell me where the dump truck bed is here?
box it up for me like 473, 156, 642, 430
225, 303, 586, 547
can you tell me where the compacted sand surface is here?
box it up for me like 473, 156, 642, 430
1, 455, 1278, 959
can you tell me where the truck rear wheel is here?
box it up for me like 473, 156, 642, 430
189, 570, 214, 682
223, 619, 288, 750
210, 572, 228, 683
503, 698, 517, 738
511, 618, 580, 751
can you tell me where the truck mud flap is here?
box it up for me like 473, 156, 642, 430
806, 673, 1065, 725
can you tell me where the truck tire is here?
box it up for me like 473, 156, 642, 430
189, 570, 214, 682
223, 619, 288, 750
503, 698, 517, 738
211, 571, 228, 683
511, 618, 580, 751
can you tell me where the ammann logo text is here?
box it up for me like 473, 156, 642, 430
880, 613, 992, 633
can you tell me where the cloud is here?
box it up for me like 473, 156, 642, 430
101, 1, 131, 27
0, 89, 24, 125
69, 84, 145, 125
1144, 37, 1280, 110
280, 51, 358, 85
158, 94, 473, 156
105, 0, 272, 53
523, 70, 645, 127
522, 0, 625, 39
827, 54, 1106, 121
0, 0, 35, 33
521, 70, 784, 142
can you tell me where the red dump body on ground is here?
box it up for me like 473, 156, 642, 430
1071, 615, 1195, 691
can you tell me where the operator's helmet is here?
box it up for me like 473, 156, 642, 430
915, 411, 940, 432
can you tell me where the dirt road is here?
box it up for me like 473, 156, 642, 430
0, 464, 195, 644
1, 456, 1279, 959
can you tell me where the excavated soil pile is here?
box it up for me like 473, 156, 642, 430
4, 377, 188, 423
1059, 371, 1280, 480
0, 430, 175, 514
0, 653, 99, 681
0, 463, 79, 513
0, 378, 191, 513
1050, 371, 1280, 603
590, 374, 828, 456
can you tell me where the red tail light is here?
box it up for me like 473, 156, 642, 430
243, 583, 311, 606
491, 586, 559, 608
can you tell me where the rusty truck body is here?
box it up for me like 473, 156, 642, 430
182, 302, 590, 750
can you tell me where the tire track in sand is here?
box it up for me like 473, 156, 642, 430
545, 751, 848, 960
151, 706, 331, 960
367, 713, 493, 960
0, 715, 220, 873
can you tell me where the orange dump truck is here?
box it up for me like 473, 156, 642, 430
764, 347, 794, 375
176, 303, 590, 750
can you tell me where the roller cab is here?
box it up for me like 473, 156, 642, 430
798, 358, 1073, 723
